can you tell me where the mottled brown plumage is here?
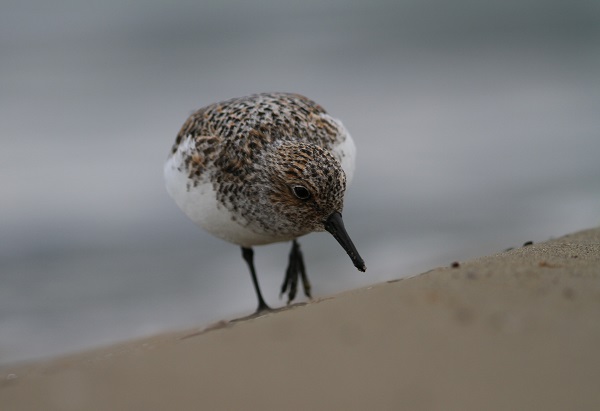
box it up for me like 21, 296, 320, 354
164, 92, 364, 312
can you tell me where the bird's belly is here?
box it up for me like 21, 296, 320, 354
164, 161, 293, 247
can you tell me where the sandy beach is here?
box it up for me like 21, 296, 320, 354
1, 227, 599, 410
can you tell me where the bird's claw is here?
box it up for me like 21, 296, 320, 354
280, 240, 311, 304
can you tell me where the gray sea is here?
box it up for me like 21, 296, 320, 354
1, 0, 599, 365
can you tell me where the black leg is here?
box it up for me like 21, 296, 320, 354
280, 240, 311, 304
241, 247, 271, 312
297, 245, 310, 299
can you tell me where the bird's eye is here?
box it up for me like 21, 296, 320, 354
292, 185, 311, 200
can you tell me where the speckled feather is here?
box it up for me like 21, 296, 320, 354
164, 92, 356, 247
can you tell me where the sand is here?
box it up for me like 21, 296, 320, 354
1, 227, 599, 410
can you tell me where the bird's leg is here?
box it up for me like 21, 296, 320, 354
281, 250, 299, 303
241, 247, 271, 313
280, 240, 311, 304
297, 244, 310, 299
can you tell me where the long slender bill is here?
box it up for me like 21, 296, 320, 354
324, 212, 366, 272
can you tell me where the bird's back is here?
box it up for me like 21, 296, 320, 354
168, 92, 356, 183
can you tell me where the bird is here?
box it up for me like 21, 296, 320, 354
164, 92, 365, 313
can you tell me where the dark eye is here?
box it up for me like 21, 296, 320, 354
292, 185, 311, 200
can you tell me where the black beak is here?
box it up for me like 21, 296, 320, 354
324, 212, 366, 272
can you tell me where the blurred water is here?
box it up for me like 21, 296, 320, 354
1, 0, 599, 364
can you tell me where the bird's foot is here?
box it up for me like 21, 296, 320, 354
280, 240, 312, 304
256, 300, 272, 314
231, 305, 272, 322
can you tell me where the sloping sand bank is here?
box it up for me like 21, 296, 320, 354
2, 227, 599, 410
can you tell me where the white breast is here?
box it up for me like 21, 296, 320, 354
164, 150, 293, 247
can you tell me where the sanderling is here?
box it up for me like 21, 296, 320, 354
164, 92, 365, 313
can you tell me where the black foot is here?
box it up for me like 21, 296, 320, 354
255, 299, 271, 314
280, 240, 311, 304
241, 247, 272, 312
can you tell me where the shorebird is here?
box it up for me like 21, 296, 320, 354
164, 92, 365, 313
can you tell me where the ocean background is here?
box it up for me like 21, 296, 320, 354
1, 0, 599, 364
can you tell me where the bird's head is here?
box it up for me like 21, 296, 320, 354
263, 142, 365, 272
